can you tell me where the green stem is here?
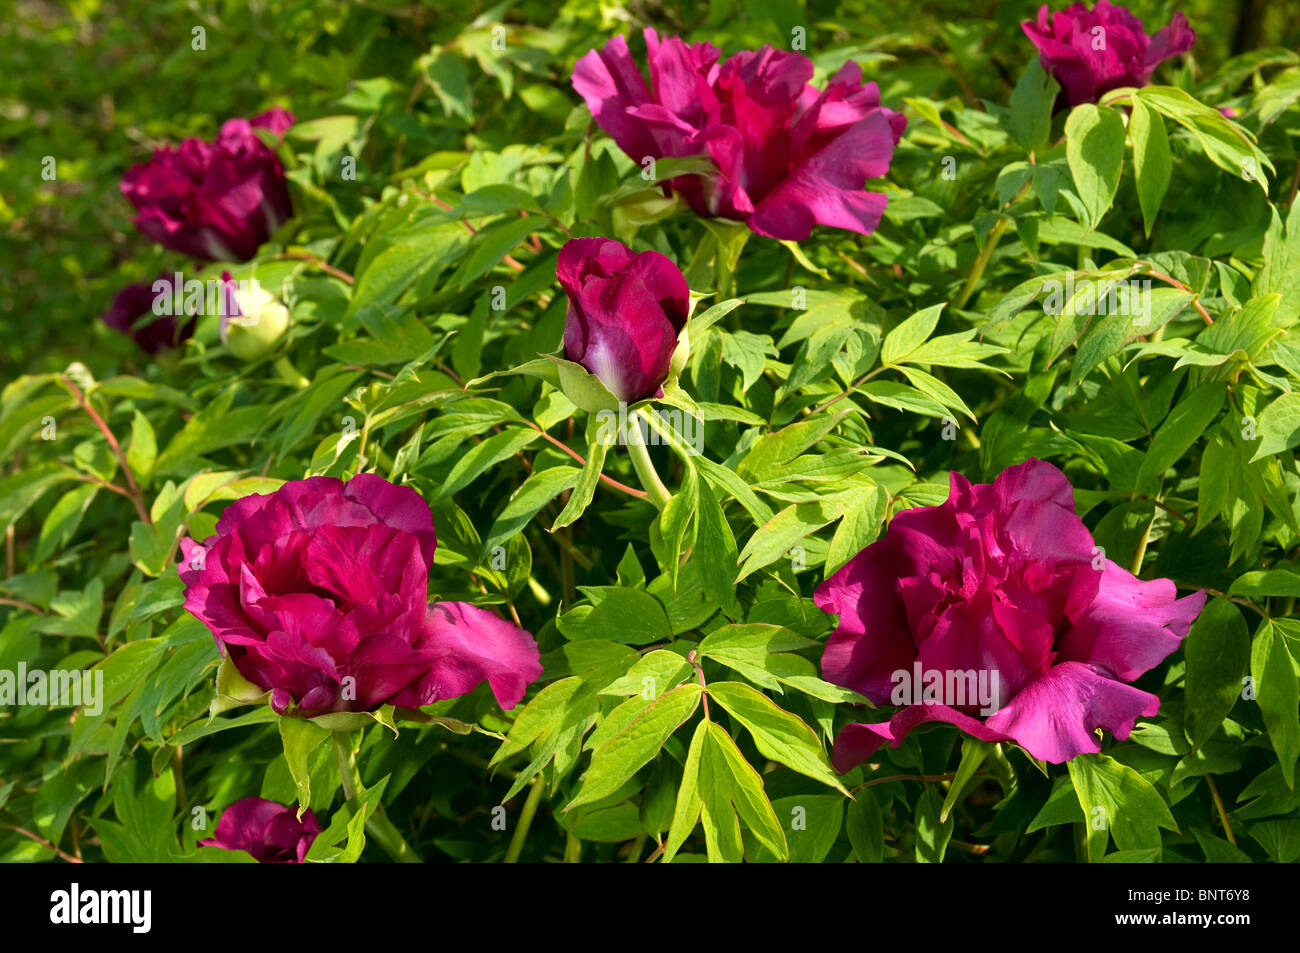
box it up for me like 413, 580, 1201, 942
953, 179, 1032, 310
273, 354, 310, 389
954, 217, 1011, 309
564, 830, 582, 863
1130, 513, 1154, 575
988, 743, 1017, 797
625, 832, 648, 863
503, 776, 546, 864
626, 419, 672, 510
332, 732, 422, 863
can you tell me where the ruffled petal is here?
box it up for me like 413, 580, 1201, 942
392, 601, 542, 710
1058, 562, 1205, 681
983, 660, 1160, 763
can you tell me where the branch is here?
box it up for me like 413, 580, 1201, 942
61, 376, 151, 526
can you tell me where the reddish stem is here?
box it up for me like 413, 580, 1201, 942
527, 424, 649, 500
61, 376, 151, 525
274, 252, 354, 285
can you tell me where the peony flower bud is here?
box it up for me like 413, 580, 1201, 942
217, 271, 291, 360
556, 237, 689, 405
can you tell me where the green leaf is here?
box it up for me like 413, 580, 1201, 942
881, 303, 945, 366
694, 478, 741, 617
706, 681, 848, 794
1255, 200, 1300, 318
304, 776, 389, 863
756, 795, 844, 862
1136, 85, 1271, 191
557, 587, 674, 645
915, 786, 954, 862
697, 624, 815, 690
35, 577, 103, 639
438, 426, 537, 499
482, 465, 580, 554
567, 682, 701, 809
1192, 828, 1251, 863
735, 500, 839, 582
1065, 103, 1126, 230
1251, 392, 1300, 461
825, 483, 886, 576
1184, 597, 1250, 750
699, 623, 815, 660
1068, 753, 1178, 857
847, 789, 885, 862
126, 409, 157, 484
278, 717, 331, 815
1128, 99, 1171, 237
1007, 59, 1059, 153
450, 216, 539, 289
209, 655, 271, 717
699, 721, 787, 862
153, 386, 270, 474
1026, 777, 1086, 832
664, 719, 708, 863
940, 738, 993, 822
1229, 569, 1300, 598
490, 676, 584, 766
93, 765, 176, 862
1135, 382, 1225, 489
598, 650, 693, 698
552, 432, 609, 530
663, 718, 791, 863
738, 413, 846, 481
1251, 621, 1300, 788
34, 484, 97, 563
1247, 819, 1300, 863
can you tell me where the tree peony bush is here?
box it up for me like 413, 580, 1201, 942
3, 0, 1300, 871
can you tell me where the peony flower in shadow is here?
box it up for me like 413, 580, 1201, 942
100, 273, 192, 353
200, 797, 320, 863
121, 107, 295, 261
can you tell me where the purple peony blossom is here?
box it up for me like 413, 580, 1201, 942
557, 237, 689, 403
121, 107, 295, 261
200, 797, 321, 863
1021, 2, 1196, 108
100, 273, 192, 354
178, 474, 542, 717
572, 30, 906, 241
815, 459, 1205, 769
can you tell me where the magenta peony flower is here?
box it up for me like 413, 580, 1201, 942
1021, 2, 1196, 109
178, 474, 542, 717
121, 107, 295, 262
100, 273, 193, 354
200, 797, 321, 863
815, 459, 1205, 769
572, 30, 906, 241
557, 237, 689, 403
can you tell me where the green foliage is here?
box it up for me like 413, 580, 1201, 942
3, 0, 1300, 865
